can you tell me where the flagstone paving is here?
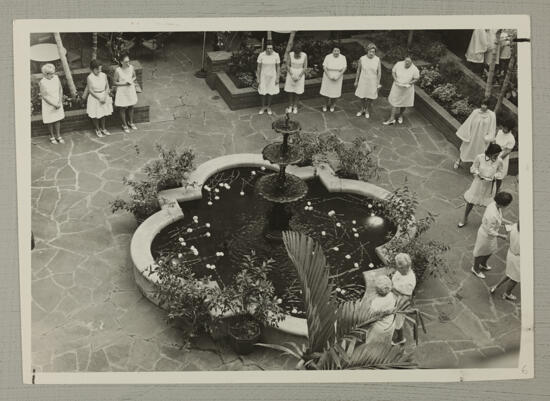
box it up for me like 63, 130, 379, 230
31, 38, 520, 372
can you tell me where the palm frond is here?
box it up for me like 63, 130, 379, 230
282, 231, 337, 353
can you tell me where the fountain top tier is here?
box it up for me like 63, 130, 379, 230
262, 113, 302, 166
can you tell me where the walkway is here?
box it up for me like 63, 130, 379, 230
31, 36, 520, 372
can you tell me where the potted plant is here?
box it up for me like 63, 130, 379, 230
209, 254, 284, 355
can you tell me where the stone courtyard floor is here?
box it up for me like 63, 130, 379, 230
31, 37, 520, 372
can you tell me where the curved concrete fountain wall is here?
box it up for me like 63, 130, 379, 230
130, 153, 413, 338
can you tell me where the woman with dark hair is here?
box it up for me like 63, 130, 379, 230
458, 143, 503, 227
454, 99, 496, 169
283, 43, 307, 114
490, 220, 520, 300
256, 41, 280, 115
382, 55, 419, 125
85, 59, 113, 137
354, 43, 381, 119
320, 47, 347, 112
471, 191, 513, 279
113, 53, 138, 133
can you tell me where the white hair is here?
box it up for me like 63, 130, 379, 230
374, 275, 392, 296
395, 253, 412, 270
41, 63, 56, 75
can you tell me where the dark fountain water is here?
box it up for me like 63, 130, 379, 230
152, 114, 395, 317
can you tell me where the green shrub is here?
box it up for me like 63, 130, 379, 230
418, 65, 442, 92
431, 83, 461, 105
450, 99, 475, 122
438, 60, 464, 84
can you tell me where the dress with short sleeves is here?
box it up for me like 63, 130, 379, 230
114, 65, 138, 107
86, 72, 113, 119
284, 51, 307, 95
40, 75, 65, 124
505, 223, 520, 282
387, 61, 420, 108
355, 55, 381, 100
464, 153, 503, 206
473, 201, 502, 257
494, 129, 516, 179
257, 51, 280, 96
320, 54, 347, 98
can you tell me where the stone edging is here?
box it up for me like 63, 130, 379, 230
130, 154, 412, 338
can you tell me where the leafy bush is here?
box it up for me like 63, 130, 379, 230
110, 145, 195, 221
437, 60, 464, 85
431, 83, 461, 105
450, 98, 475, 121
383, 45, 409, 63
422, 41, 448, 63
418, 65, 442, 92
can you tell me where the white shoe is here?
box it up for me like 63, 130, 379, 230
329, 107, 335, 112
365, 112, 370, 119
397, 116, 403, 124
258, 108, 265, 115
322, 106, 327, 112
356, 111, 363, 117
382, 119, 396, 126
471, 267, 486, 279
286, 107, 292, 113
267, 108, 273, 115
292, 106, 298, 114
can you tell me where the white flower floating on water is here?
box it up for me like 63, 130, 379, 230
205, 223, 211, 228
240, 191, 245, 196
369, 262, 374, 268
219, 183, 224, 187
328, 210, 336, 217
205, 232, 211, 237
204, 185, 211, 192
208, 201, 213, 206
187, 228, 193, 233
354, 262, 359, 268
371, 213, 375, 217
345, 254, 351, 259
260, 166, 266, 171
354, 233, 359, 238
291, 308, 298, 314
368, 204, 373, 209
214, 188, 220, 193
215, 196, 220, 200
251, 171, 256, 175
307, 201, 312, 206
304, 206, 309, 211
276, 298, 282, 304
336, 222, 342, 227
192, 249, 199, 256
352, 227, 357, 232
178, 253, 183, 258
335, 287, 341, 293
332, 246, 339, 251
341, 289, 347, 295
178, 237, 184, 243
321, 231, 326, 236
224, 184, 231, 189
216, 251, 225, 257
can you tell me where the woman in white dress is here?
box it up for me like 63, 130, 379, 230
470, 191, 513, 279
454, 99, 497, 169
320, 47, 347, 112
354, 43, 381, 119
114, 53, 138, 133
490, 220, 520, 301
458, 143, 504, 228
390, 253, 416, 346
383, 55, 420, 125
493, 122, 516, 192
39, 63, 65, 144
256, 42, 280, 115
465, 29, 489, 73
283, 43, 307, 114
85, 59, 113, 137
365, 275, 396, 346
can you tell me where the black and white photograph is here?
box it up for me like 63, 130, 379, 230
14, 16, 533, 383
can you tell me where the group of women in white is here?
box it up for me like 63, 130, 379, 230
39, 53, 139, 143
453, 100, 519, 300
256, 41, 420, 124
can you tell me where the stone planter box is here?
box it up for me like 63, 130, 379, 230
31, 101, 150, 137
31, 60, 149, 136
213, 71, 357, 111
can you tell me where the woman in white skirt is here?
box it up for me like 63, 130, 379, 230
470, 191, 513, 279
490, 220, 520, 300
114, 53, 138, 133
390, 253, 416, 346
493, 121, 516, 192
283, 43, 307, 114
383, 55, 419, 125
256, 41, 280, 115
458, 143, 503, 228
320, 47, 347, 112
454, 99, 496, 169
86, 59, 113, 137
354, 43, 381, 119
39, 63, 65, 144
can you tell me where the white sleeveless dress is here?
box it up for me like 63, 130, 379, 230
86, 72, 113, 119
355, 55, 380, 100
114, 65, 138, 107
40, 75, 65, 124
284, 51, 306, 94
505, 223, 520, 282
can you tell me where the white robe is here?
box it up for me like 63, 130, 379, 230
466, 29, 489, 63
456, 109, 497, 163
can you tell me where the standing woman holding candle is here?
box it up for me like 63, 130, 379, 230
283, 43, 307, 114
113, 53, 138, 133
85, 59, 113, 137
320, 47, 347, 113
354, 43, 381, 119
39, 63, 65, 144
256, 41, 280, 115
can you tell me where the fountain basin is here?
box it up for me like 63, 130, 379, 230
131, 154, 413, 337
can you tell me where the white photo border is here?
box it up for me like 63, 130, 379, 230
14, 15, 533, 384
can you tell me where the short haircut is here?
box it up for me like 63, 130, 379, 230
485, 142, 502, 157
293, 43, 302, 53
494, 191, 513, 207
41, 63, 55, 75
395, 253, 412, 269
119, 52, 130, 64
90, 59, 102, 70
366, 43, 377, 52
374, 275, 392, 297
480, 98, 490, 107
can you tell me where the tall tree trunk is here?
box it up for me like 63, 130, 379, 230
494, 48, 516, 115
91, 32, 98, 60
267, 31, 272, 41
53, 33, 77, 99
407, 30, 414, 50
283, 31, 297, 65
484, 29, 502, 99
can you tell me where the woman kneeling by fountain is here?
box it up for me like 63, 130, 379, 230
366, 275, 396, 346
390, 253, 416, 346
